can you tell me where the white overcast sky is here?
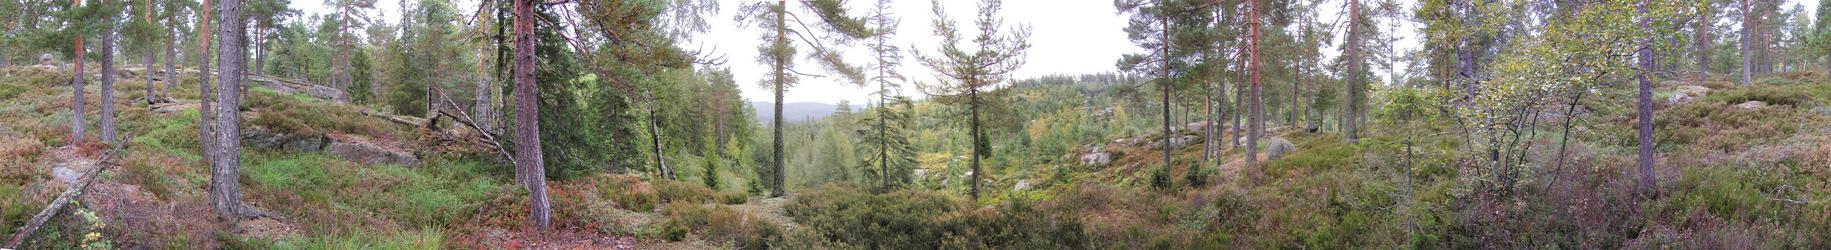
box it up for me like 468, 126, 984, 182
289, 0, 1822, 105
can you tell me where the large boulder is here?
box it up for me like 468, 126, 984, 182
1079, 148, 1113, 166
240, 127, 327, 152
38, 53, 57, 66
325, 139, 418, 166
1668, 86, 1710, 105
1157, 135, 1202, 149
1185, 121, 1212, 133
1264, 137, 1296, 160
1734, 101, 1768, 110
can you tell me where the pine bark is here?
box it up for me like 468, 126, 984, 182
1245, 0, 1263, 167
163, 13, 177, 98
1696, 6, 1709, 82
210, 0, 250, 221
101, 27, 117, 143
968, 85, 983, 200
143, 45, 156, 102
1159, 15, 1173, 176
1345, 0, 1362, 143
1740, 0, 1752, 86
769, 0, 788, 198
474, 48, 494, 133
253, 29, 266, 75
70, 0, 87, 146
1637, 0, 1658, 190
511, 0, 552, 230
198, 0, 216, 168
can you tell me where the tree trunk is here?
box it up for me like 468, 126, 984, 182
474, 48, 494, 134
69, 0, 86, 146
877, 59, 890, 189
164, 15, 177, 98
1245, 0, 1263, 168
968, 87, 983, 200
211, 0, 251, 221
1345, 0, 1362, 143
1159, 14, 1172, 177
1637, 0, 1658, 191
143, 44, 156, 103
198, 0, 216, 169
1696, 5, 1709, 82
253, 29, 266, 75
511, 0, 552, 230
648, 104, 672, 180
1740, 0, 1752, 86
1231, 57, 1243, 150
769, 0, 788, 198
101, 27, 117, 143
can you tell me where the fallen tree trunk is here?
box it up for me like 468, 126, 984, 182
5, 134, 130, 249
361, 109, 428, 127
433, 89, 518, 167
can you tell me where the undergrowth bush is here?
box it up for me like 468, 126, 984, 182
659, 202, 781, 249
789, 183, 1088, 249
246, 88, 409, 141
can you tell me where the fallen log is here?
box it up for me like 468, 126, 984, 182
4, 134, 130, 249
361, 109, 428, 127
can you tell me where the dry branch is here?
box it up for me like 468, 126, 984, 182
432, 89, 518, 167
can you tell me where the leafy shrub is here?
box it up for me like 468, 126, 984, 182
1705, 86, 1811, 107
659, 202, 781, 249
0, 136, 43, 183
654, 179, 747, 205
0, 83, 26, 99
789, 184, 1088, 249
246, 88, 411, 141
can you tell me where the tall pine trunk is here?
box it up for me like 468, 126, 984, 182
968, 87, 983, 200
1246, 0, 1264, 170
1231, 59, 1242, 150
100, 27, 117, 143
1637, 0, 1658, 191
1740, 0, 1752, 86
1160, 15, 1173, 177
253, 29, 266, 75
143, 46, 155, 103
769, 0, 788, 198
69, 0, 86, 146
474, 48, 494, 133
1345, 0, 1362, 143
210, 0, 250, 221
198, 0, 216, 168
163, 15, 177, 98
1696, 6, 1709, 82
511, 0, 552, 230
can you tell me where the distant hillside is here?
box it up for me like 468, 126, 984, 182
750, 102, 860, 124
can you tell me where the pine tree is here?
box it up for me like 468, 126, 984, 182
738, 0, 874, 197
208, 0, 257, 221
914, 0, 1030, 200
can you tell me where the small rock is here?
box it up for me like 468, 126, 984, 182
1013, 180, 1030, 191
1264, 137, 1296, 160
39, 53, 57, 66
1186, 121, 1211, 133
281, 136, 327, 152
52, 167, 83, 184
1669, 86, 1710, 105
1079, 151, 1112, 166
1734, 101, 1768, 110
